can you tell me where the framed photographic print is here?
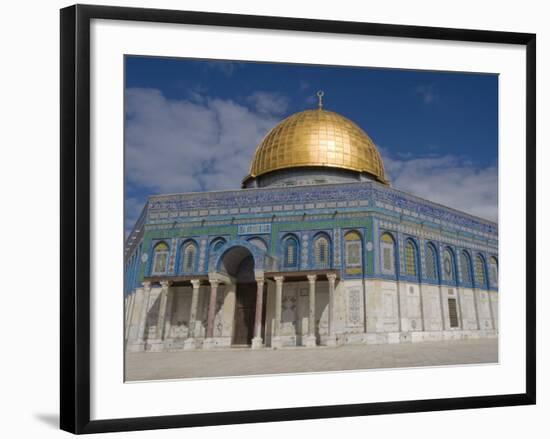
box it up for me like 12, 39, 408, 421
60, 4, 536, 434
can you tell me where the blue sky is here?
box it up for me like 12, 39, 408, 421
125, 56, 498, 234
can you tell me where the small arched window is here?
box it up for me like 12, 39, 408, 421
283, 236, 298, 268
210, 238, 226, 253
314, 235, 330, 268
152, 242, 169, 275
344, 231, 363, 275
460, 251, 473, 285
380, 233, 396, 275
475, 255, 487, 288
182, 242, 197, 273
442, 248, 455, 282
405, 240, 418, 277
248, 237, 268, 251
425, 243, 438, 280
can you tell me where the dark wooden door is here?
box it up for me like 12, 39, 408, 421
448, 297, 459, 328
233, 283, 256, 345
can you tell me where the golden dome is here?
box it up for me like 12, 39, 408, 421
248, 107, 387, 184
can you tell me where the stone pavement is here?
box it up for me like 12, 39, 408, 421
125, 338, 498, 381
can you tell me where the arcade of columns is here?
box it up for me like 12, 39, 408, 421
129, 273, 339, 350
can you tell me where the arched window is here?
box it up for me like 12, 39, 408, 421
460, 251, 473, 285
405, 240, 418, 277
380, 233, 396, 275
425, 243, 438, 280
283, 236, 298, 268
442, 248, 455, 282
152, 242, 169, 275
248, 237, 268, 251
489, 256, 498, 287
182, 241, 197, 273
210, 238, 226, 253
475, 255, 487, 288
314, 234, 330, 268
344, 231, 363, 275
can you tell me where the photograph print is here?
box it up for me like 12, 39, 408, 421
123, 56, 499, 382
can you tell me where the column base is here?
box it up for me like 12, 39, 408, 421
183, 338, 197, 350
303, 335, 317, 347
251, 337, 264, 349
125, 341, 146, 352
146, 339, 165, 352
323, 335, 337, 347
271, 336, 283, 349
203, 338, 216, 350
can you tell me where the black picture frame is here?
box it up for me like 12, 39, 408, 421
60, 4, 536, 434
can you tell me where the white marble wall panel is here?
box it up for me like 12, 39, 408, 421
489, 290, 499, 330
458, 288, 478, 330
364, 280, 399, 333
475, 289, 491, 330
399, 283, 422, 331
421, 284, 444, 331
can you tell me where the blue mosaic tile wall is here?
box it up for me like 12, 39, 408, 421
124, 181, 498, 293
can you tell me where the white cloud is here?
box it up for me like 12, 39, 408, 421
204, 61, 240, 76
125, 88, 282, 227
381, 148, 498, 222
185, 84, 208, 104
125, 196, 146, 237
247, 91, 289, 116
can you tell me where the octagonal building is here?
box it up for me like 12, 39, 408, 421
124, 97, 498, 352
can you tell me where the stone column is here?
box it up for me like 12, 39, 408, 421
304, 274, 317, 347
251, 277, 265, 349
136, 281, 152, 344
163, 287, 175, 342
155, 280, 172, 341
325, 273, 337, 346
204, 279, 219, 349
124, 292, 136, 340
271, 276, 284, 349
184, 279, 201, 350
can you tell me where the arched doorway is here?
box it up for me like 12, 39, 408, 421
218, 246, 266, 346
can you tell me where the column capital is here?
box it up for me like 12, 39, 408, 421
274, 275, 285, 283
307, 274, 317, 283
255, 276, 265, 285
142, 281, 152, 290
209, 279, 220, 288
190, 279, 201, 289
327, 273, 337, 282
160, 280, 172, 289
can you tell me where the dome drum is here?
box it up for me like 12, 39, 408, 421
242, 165, 381, 189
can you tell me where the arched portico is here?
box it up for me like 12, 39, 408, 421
213, 239, 267, 274
208, 242, 267, 349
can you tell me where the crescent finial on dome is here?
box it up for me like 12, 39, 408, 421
316, 90, 324, 109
